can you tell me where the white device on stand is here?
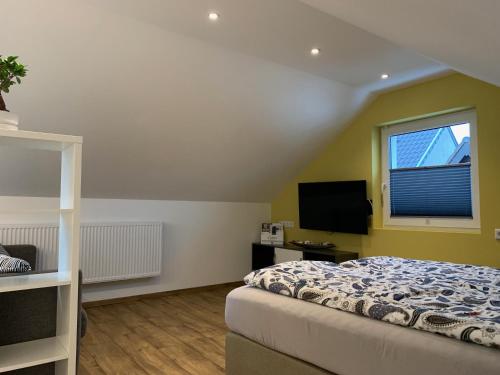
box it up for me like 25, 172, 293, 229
260, 223, 284, 245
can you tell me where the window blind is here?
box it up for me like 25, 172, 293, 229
390, 163, 472, 217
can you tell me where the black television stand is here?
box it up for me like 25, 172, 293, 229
251, 242, 358, 270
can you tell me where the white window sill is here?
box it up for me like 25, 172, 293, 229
376, 225, 481, 235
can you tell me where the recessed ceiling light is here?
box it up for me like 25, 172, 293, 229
381, 73, 390, 80
208, 12, 220, 21
310, 48, 320, 56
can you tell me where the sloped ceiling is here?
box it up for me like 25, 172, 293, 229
0, 0, 446, 202
301, 0, 500, 87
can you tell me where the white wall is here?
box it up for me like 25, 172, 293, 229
0, 196, 270, 302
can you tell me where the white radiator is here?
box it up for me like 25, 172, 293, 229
0, 222, 163, 284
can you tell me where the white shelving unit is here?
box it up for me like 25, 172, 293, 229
0, 208, 74, 214
0, 338, 68, 373
0, 272, 71, 293
0, 129, 82, 375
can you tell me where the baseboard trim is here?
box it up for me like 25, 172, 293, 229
82, 281, 244, 308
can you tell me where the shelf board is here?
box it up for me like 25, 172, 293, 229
0, 337, 68, 372
0, 129, 82, 151
0, 208, 74, 214
0, 271, 71, 293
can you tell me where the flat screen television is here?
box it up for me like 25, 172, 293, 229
298, 180, 370, 234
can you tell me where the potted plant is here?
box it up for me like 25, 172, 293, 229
0, 55, 28, 130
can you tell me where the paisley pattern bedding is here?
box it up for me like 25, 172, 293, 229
244, 256, 500, 349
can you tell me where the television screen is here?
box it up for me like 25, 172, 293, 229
298, 180, 369, 234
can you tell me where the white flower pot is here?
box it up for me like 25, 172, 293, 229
0, 111, 19, 130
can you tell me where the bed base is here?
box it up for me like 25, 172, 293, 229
225, 331, 335, 375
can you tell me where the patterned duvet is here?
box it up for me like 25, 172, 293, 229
244, 256, 500, 349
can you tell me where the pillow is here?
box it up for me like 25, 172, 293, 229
0, 244, 10, 257
0, 254, 32, 274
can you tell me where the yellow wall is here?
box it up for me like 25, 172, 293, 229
272, 74, 500, 267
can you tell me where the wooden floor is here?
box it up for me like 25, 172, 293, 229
79, 284, 237, 375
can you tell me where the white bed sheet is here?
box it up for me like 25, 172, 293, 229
225, 286, 500, 375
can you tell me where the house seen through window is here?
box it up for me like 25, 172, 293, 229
381, 110, 480, 229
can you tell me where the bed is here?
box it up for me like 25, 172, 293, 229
225, 257, 500, 375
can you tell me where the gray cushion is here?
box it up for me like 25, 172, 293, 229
0, 244, 10, 256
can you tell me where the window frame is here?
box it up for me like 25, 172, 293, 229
381, 109, 480, 229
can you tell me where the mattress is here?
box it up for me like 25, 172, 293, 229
225, 286, 500, 375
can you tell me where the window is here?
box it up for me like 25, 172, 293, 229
381, 110, 480, 229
